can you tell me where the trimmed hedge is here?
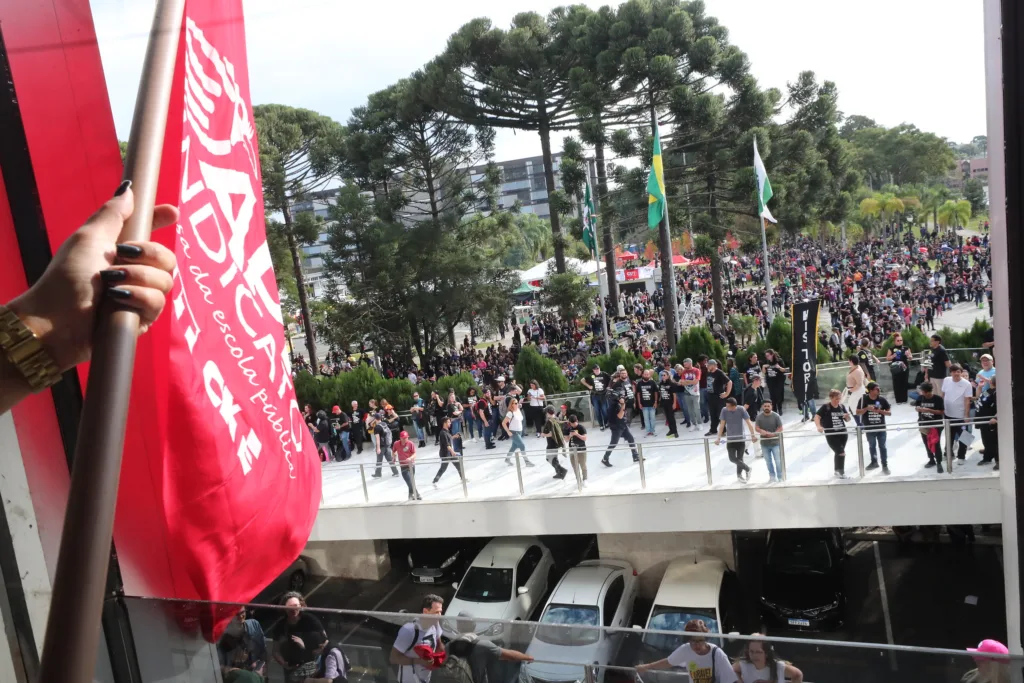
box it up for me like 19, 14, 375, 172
294, 364, 478, 413
514, 345, 569, 393
671, 327, 727, 367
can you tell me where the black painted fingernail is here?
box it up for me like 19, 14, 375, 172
107, 288, 132, 300
116, 244, 143, 258
114, 180, 131, 197
100, 269, 128, 283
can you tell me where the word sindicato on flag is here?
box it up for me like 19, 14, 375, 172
116, 0, 320, 642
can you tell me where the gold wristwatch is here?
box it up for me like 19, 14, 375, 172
0, 305, 61, 392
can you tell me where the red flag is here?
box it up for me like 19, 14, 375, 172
115, 0, 321, 640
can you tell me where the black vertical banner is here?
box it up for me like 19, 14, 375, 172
791, 300, 821, 404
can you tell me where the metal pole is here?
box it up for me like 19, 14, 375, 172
38, 1, 186, 680
704, 436, 713, 486
841, 221, 847, 250
514, 451, 525, 496
359, 465, 369, 503
637, 444, 647, 489
760, 214, 774, 322
856, 425, 866, 478
945, 418, 954, 474
779, 431, 788, 482
588, 164, 611, 356
459, 457, 469, 498
651, 112, 681, 346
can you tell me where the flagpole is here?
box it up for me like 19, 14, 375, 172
760, 214, 774, 322
38, 0, 185, 680
585, 164, 611, 355
651, 110, 681, 347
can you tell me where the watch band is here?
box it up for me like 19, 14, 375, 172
0, 305, 61, 392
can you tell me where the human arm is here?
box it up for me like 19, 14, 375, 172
814, 414, 824, 433
1, 185, 177, 416
722, 378, 732, 398
498, 649, 535, 663
635, 658, 673, 673
784, 663, 804, 683
746, 418, 759, 442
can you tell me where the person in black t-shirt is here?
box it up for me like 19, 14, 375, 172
636, 369, 659, 437
601, 393, 639, 467
976, 376, 999, 470
274, 592, 328, 679
743, 375, 765, 416
925, 335, 950, 397
433, 417, 465, 484
886, 334, 913, 404
658, 371, 679, 438
541, 406, 569, 480
815, 389, 852, 478
581, 364, 612, 430
763, 349, 788, 415
914, 382, 945, 472
856, 339, 877, 382
565, 414, 589, 484
705, 359, 732, 437
856, 382, 891, 473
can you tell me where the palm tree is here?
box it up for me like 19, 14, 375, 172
858, 192, 905, 236
921, 186, 953, 231
936, 199, 972, 232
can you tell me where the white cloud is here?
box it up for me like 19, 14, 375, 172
91, 0, 986, 163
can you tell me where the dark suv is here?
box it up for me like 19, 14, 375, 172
760, 528, 846, 631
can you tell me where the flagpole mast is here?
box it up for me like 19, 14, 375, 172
651, 110, 681, 347
587, 164, 611, 355
760, 213, 774, 322
38, 0, 185, 680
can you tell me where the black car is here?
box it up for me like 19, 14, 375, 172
406, 538, 488, 585
759, 528, 846, 630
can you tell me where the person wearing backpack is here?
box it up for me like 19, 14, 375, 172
635, 619, 737, 683
440, 617, 533, 683
306, 642, 350, 683
371, 416, 399, 479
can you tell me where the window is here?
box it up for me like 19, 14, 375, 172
454, 567, 513, 603
504, 165, 528, 181
531, 174, 547, 191
516, 546, 543, 589
537, 604, 600, 646
601, 576, 625, 627
516, 189, 532, 203
643, 607, 720, 654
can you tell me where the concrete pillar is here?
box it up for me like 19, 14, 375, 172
304, 540, 391, 580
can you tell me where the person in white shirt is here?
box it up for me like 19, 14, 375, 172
635, 619, 737, 683
391, 595, 445, 683
526, 381, 546, 438
941, 364, 974, 463
732, 636, 803, 683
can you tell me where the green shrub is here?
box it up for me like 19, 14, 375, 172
294, 365, 480, 414
514, 345, 569, 393
880, 326, 930, 356
584, 347, 646, 379
672, 326, 727, 367
418, 373, 479, 402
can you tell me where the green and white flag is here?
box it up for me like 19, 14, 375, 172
582, 180, 597, 256
753, 137, 777, 224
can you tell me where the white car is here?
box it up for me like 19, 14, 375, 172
636, 557, 740, 663
445, 537, 554, 643
524, 559, 638, 683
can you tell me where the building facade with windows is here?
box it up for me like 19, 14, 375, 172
468, 153, 565, 219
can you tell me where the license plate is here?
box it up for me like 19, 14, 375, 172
420, 577, 434, 583
787, 618, 810, 627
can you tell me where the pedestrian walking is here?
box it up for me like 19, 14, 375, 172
715, 398, 757, 482
754, 400, 784, 482
815, 389, 852, 478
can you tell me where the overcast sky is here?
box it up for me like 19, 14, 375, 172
91, 0, 987, 163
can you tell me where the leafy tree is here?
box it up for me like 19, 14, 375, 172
920, 185, 954, 230
729, 314, 758, 347
585, 347, 646, 379
963, 177, 988, 215
540, 262, 593, 322
838, 114, 877, 140
326, 75, 517, 364
254, 104, 344, 372
672, 325, 727, 367
858, 192, 905, 236
847, 123, 955, 188
436, 11, 580, 272
119, 140, 128, 161
515, 345, 569, 393
937, 199, 972, 231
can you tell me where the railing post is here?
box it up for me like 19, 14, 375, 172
703, 436, 713, 486
945, 418, 954, 474
779, 431, 788, 482
571, 447, 583, 492
856, 425, 865, 478
459, 457, 469, 498
637, 443, 647, 489
411, 467, 420, 501
359, 464, 369, 503
514, 450, 525, 496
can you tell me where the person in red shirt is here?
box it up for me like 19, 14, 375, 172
394, 431, 421, 501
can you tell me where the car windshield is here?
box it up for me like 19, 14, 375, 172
768, 538, 832, 573
536, 604, 601, 646
643, 607, 719, 654
455, 567, 512, 603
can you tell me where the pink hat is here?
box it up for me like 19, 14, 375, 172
968, 640, 1009, 656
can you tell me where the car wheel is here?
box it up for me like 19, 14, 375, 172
289, 570, 307, 593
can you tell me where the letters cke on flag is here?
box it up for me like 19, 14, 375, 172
115, 0, 321, 641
